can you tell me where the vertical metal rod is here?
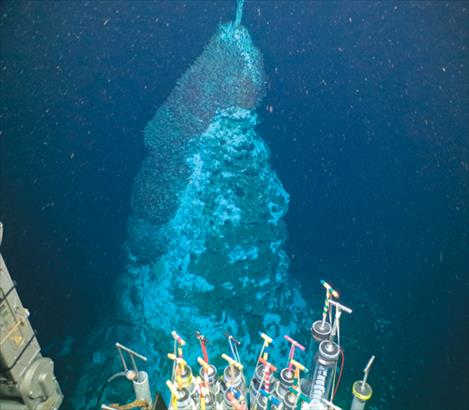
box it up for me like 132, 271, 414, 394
116, 345, 128, 372
130, 354, 139, 378
361, 355, 375, 388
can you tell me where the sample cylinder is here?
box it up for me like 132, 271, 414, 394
178, 364, 194, 389
132, 371, 152, 406
250, 365, 264, 392
223, 392, 234, 410
200, 364, 220, 398
250, 391, 268, 410
350, 381, 373, 410
311, 320, 332, 343
173, 387, 195, 410
276, 368, 294, 400
249, 365, 278, 400
224, 365, 242, 390
305, 320, 332, 395
282, 391, 298, 410
308, 340, 340, 406
200, 392, 216, 410
199, 365, 217, 386
223, 387, 246, 410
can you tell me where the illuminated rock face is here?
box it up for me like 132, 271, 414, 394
74, 21, 308, 408
128, 23, 265, 263
121, 22, 307, 366
122, 107, 306, 366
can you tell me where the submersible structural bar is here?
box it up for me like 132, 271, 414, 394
97, 278, 378, 410
115, 342, 153, 406
0, 222, 63, 410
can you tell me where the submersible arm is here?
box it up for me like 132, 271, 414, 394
0, 222, 63, 410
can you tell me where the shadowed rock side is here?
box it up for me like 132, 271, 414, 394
73, 23, 310, 408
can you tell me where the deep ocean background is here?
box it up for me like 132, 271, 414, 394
1, 1, 468, 409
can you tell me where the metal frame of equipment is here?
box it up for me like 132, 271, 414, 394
98, 279, 376, 410
0, 222, 64, 410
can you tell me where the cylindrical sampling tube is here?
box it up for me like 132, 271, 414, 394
350, 381, 372, 410
199, 363, 217, 385
276, 368, 294, 400
249, 365, 274, 402
350, 355, 374, 410
351, 396, 367, 410
132, 371, 152, 406
251, 391, 268, 410
224, 365, 242, 390
199, 364, 220, 398
249, 364, 263, 405
308, 340, 340, 406
282, 391, 298, 410
199, 391, 216, 410
306, 320, 332, 386
172, 362, 196, 403
176, 364, 193, 389
167, 382, 194, 410
174, 388, 195, 410
311, 320, 332, 344
223, 390, 234, 410
223, 387, 245, 410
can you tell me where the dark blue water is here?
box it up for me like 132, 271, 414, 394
1, 1, 468, 409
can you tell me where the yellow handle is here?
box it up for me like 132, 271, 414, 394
290, 359, 307, 372
260, 332, 273, 345
198, 357, 210, 371
221, 353, 243, 370
168, 353, 186, 365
